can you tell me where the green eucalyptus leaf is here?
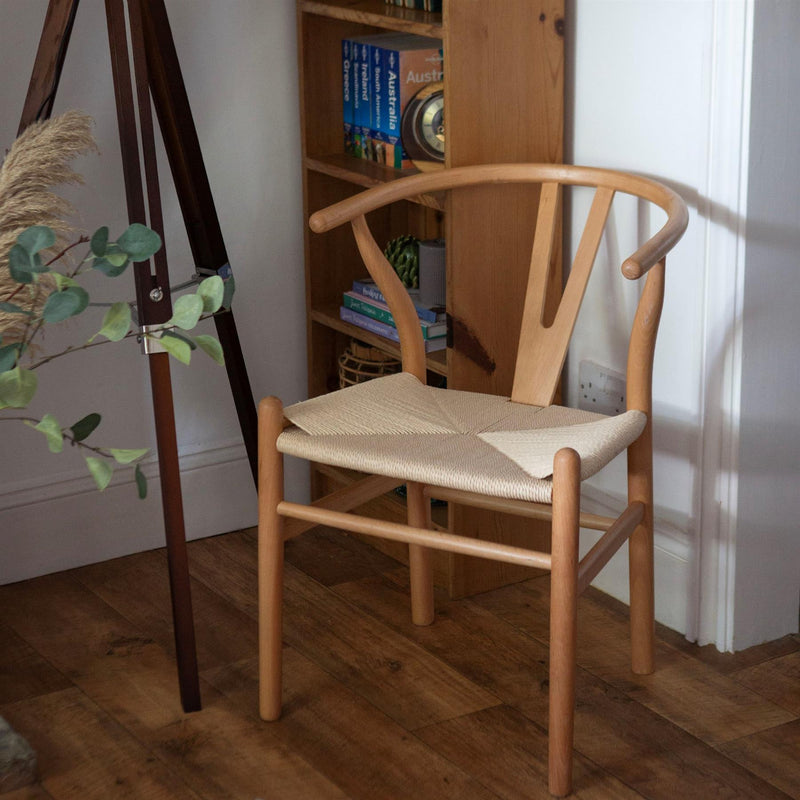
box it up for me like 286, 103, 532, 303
197, 275, 224, 313
116, 223, 161, 262
168, 293, 203, 331
0, 367, 37, 408
109, 447, 148, 465
8, 245, 35, 284
85, 457, 113, 491
0, 301, 31, 315
17, 225, 55, 255
162, 329, 196, 350
70, 413, 101, 442
0, 343, 20, 372
90, 226, 109, 257
28, 413, 64, 453
105, 250, 128, 267
194, 334, 225, 366
42, 286, 90, 322
135, 464, 147, 499
50, 273, 79, 291
95, 302, 132, 342
158, 330, 191, 365
221, 275, 236, 310
92, 252, 130, 277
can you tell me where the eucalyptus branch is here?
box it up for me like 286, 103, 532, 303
1, 284, 25, 304
44, 235, 89, 269
27, 328, 140, 370
1, 414, 112, 458
25, 311, 226, 371
1, 217, 228, 499
20, 282, 45, 349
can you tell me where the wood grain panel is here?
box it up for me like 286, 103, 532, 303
205, 648, 499, 800
2, 689, 200, 800
0, 623, 70, 706
416, 705, 641, 800
717, 720, 800, 799
731, 650, 800, 716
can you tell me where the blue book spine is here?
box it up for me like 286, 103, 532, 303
342, 39, 353, 156
341, 305, 400, 342
355, 40, 372, 160
351, 39, 363, 158
371, 44, 402, 169
372, 43, 383, 139
385, 45, 401, 140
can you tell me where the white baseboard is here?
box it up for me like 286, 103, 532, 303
0, 442, 258, 585
579, 485, 692, 636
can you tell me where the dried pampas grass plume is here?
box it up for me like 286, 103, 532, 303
0, 111, 98, 341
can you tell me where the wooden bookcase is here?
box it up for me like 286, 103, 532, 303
296, 0, 565, 597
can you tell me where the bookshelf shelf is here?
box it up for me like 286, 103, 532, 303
299, 0, 442, 37
296, 0, 564, 597
305, 155, 445, 210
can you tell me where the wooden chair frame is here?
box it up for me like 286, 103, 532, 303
257, 164, 688, 796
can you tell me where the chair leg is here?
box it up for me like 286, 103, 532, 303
406, 481, 434, 626
258, 396, 285, 721
627, 427, 655, 675
549, 447, 581, 797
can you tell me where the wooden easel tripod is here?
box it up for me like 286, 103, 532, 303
19, 0, 260, 712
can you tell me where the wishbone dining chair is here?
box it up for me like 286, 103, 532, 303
256, 163, 688, 796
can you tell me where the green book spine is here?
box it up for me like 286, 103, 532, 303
343, 292, 445, 339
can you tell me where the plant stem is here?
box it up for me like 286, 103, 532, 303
44, 236, 89, 268
27, 330, 141, 370
0, 414, 112, 458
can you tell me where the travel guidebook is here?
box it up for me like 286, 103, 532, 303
342, 32, 443, 167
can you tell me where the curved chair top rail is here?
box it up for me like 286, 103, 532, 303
308, 163, 689, 280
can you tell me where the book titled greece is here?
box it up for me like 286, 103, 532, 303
342, 38, 353, 155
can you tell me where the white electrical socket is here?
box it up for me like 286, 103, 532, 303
578, 360, 626, 416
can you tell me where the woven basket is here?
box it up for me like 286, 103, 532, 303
338, 340, 401, 388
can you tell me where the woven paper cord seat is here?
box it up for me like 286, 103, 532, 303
279, 372, 646, 504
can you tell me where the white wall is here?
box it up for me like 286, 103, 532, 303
567, 0, 798, 650
564, 0, 717, 637
735, 0, 800, 648
0, 0, 308, 583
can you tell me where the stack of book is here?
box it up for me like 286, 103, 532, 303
384, 1, 443, 9
342, 32, 443, 168
340, 278, 447, 352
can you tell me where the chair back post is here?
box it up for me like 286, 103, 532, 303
350, 214, 427, 381
625, 258, 666, 416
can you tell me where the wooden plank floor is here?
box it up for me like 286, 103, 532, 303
1, 526, 798, 799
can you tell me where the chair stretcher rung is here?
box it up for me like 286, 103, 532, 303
576, 502, 644, 594
282, 474, 403, 541
423, 485, 616, 531
277, 501, 552, 570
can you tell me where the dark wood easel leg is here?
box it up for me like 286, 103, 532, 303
148, 352, 201, 712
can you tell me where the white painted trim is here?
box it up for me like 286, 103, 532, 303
692, 0, 753, 651
580, 485, 691, 635
0, 442, 257, 585
0, 439, 246, 511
